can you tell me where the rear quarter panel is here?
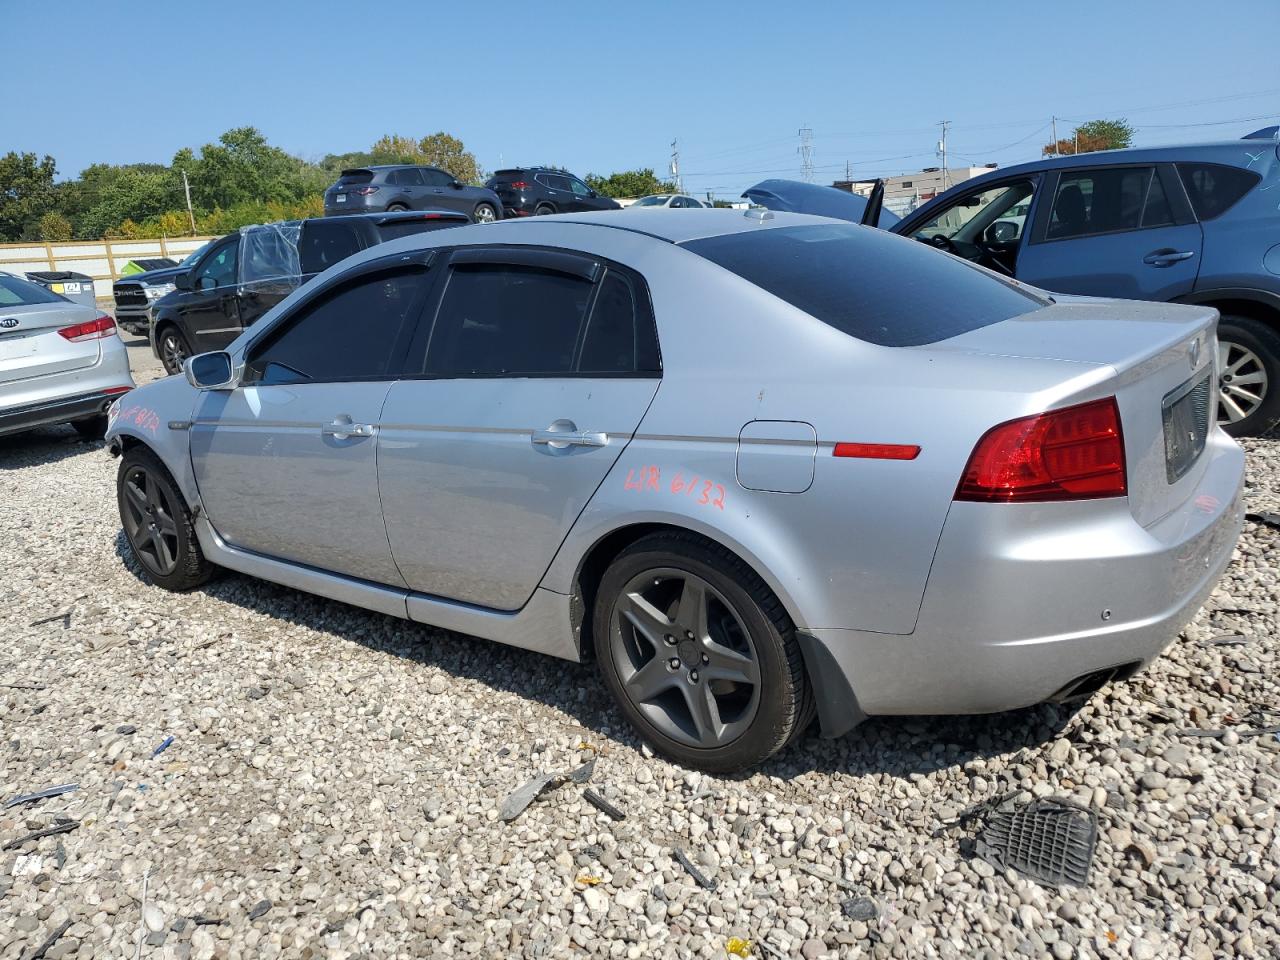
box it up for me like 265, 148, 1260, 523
1195, 144, 1280, 294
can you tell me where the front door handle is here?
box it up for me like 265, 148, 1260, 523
531, 419, 608, 450
1143, 248, 1195, 267
322, 417, 376, 440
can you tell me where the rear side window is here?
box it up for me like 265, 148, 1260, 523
298, 221, 367, 274
0, 275, 63, 306
245, 268, 431, 384
579, 271, 661, 374
423, 265, 592, 375
1047, 167, 1164, 240
1177, 163, 1261, 220
682, 223, 1045, 348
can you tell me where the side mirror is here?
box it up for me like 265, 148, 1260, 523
449, 180, 464, 190
197, 275, 217, 292
175, 272, 192, 291
985, 221, 1017, 244
183, 351, 237, 391
588, 189, 598, 198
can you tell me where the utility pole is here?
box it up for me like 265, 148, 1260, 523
181, 170, 196, 236
1051, 116, 1058, 156
845, 159, 851, 181
669, 139, 681, 193
937, 120, 950, 190
798, 126, 814, 183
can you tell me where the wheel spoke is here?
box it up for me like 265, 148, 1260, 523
621, 591, 675, 649
702, 639, 759, 686
625, 655, 676, 703
1231, 371, 1266, 386
1220, 391, 1247, 422
151, 528, 175, 572
681, 681, 723, 742
672, 577, 709, 640
154, 509, 178, 536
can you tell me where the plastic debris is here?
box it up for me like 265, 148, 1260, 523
151, 736, 175, 758
3, 783, 78, 809
575, 874, 602, 886
583, 789, 626, 821
841, 897, 879, 922
975, 798, 1097, 886
3, 819, 79, 851
23, 919, 72, 960
672, 847, 717, 890
795, 860, 860, 892
1202, 633, 1247, 646
725, 936, 753, 957
1246, 510, 1280, 530
247, 900, 272, 921
13, 854, 45, 877
499, 757, 597, 822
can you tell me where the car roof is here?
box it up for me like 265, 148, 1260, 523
456, 208, 842, 244
319, 209, 469, 224
961, 139, 1277, 181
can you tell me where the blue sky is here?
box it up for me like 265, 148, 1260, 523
4, 0, 1278, 200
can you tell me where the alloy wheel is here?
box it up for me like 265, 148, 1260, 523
121, 465, 181, 577
161, 332, 187, 374
609, 568, 761, 749
475, 204, 497, 223
1218, 340, 1269, 425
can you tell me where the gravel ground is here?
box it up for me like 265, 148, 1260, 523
1, 365, 1277, 958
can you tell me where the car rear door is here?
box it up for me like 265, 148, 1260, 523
1015, 163, 1203, 300
377, 246, 661, 610
190, 253, 435, 585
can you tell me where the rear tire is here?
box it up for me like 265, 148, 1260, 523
387, 202, 409, 212
1217, 315, 1280, 437
72, 415, 108, 440
534, 203, 556, 216
117, 446, 216, 591
592, 531, 813, 772
156, 325, 191, 376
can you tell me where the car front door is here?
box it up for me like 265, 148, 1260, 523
182, 236, 243, 353
568, 176, 606, 211
1015, 164, 1203, 300
895, 177, 1041, 279
377, 247, 662, 610
189, 254, 435, 585
421, 167, 466, 213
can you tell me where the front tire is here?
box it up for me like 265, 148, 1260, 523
117, 446, 215, 591
1217, 315, 1280, 437
593, 532, 813, 772
156, 325, 191, 376
474, 202, 497, 223
533, 203, 556, 216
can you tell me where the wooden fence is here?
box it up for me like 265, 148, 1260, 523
0, 236, 218, 301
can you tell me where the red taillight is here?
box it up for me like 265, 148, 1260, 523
58, 315, 117, 342
350, 185, 379, 196
104, 386, 132, 395
955, 397, 1127, 503
509, 180, 530, 190
833, 442, 921, 460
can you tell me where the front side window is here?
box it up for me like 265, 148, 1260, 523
570, 179, 593, 197
244, 268, 431, 385
684, 223, 1046, 348
911, 181, 1035, 243
195, 240, 238, 290
1177, 162, 1260, 220
421, 168, 454, 187
1046, 167, 1164, 240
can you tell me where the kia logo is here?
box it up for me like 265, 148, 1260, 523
0, 318, 18, 329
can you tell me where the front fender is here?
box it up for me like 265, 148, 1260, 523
105, 375, 201, 510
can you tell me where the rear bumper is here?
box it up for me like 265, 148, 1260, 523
0, 387, 130, 436
805, 430, 1245, 735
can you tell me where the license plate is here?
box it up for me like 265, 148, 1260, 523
1162, 372, 1211, 483
0, 338, 38, 361
336, 194, 347, 203
64, 281, 81, 294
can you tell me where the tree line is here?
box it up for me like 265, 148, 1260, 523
0, 127, 679, 242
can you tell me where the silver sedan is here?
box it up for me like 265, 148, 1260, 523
106, 210, 1245, 771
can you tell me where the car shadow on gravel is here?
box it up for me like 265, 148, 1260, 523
112, 530, 1083, 782
0, 425, 104, 470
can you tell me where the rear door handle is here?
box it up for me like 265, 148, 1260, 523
322, 417, 376, 439
531, 419, 608, 449
1143, 248, 1195, 267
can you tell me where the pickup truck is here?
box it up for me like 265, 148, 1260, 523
112, 249, 211, 336
150, 209, 469, 374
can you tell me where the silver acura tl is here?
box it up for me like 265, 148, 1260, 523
106, 209, 1245, 772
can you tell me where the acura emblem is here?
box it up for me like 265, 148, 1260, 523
0, 317, 17, 329
1189, 338, 1200, 369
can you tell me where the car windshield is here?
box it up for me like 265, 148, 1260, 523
181, 240, 215, 266
0, 274, 63, 306
633, 196, 669, 207
683, 223, 1046, 347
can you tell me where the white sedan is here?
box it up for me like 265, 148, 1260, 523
627, 194, 710, 209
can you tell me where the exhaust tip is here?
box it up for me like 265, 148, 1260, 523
1048, 661, 1141, 703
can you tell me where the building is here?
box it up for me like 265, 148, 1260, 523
833, 165, 999, 216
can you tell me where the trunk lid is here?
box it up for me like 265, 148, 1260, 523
0, 302, 104, 386
931, 296, 1218, 527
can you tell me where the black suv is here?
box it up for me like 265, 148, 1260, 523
486, 168, 622, 217
324, 165, 503, 223
151, 210, 469, 374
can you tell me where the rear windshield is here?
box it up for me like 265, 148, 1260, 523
489, 169, 525, 182
377, 219, 464, 240
337, 169, 374, 185
0, 275, 63, 307
682, 223, 1046, 347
